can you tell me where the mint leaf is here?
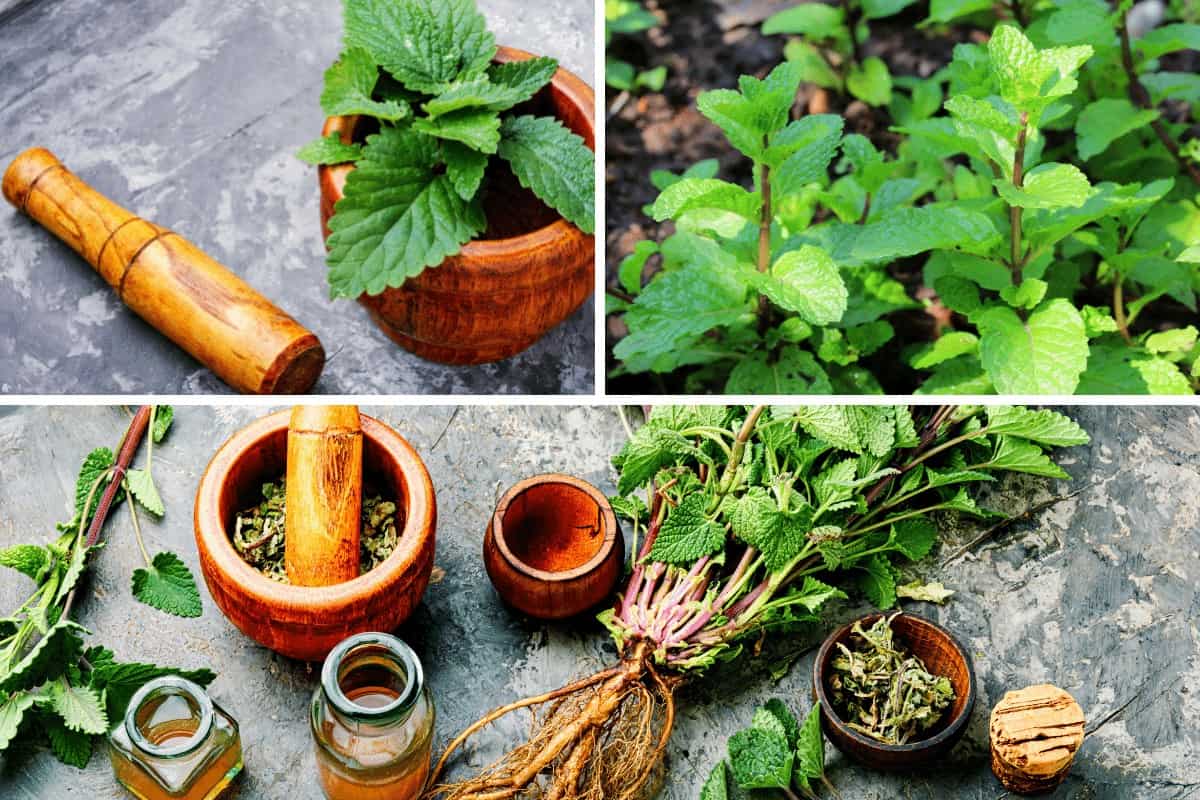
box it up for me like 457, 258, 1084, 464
51, 682, 107, 735
701, 761, 731, 800
853, 205, 999, 262
763, 3, 846, 39
1075, 98, 1159, 161
488, 57, 558, 101
995, 164, 1092, 209
891, 517, 937, 561
770, 115, 844, 195
725, 347, 832, 394
793, 576, 848, 613
327, 126, 486, 297
1135, 23, 1200, 60
1145, 326, 1198, 354
0, 692, 35, 752
976, 299, 1088, 394
0, 544, 51, 582
343, 0, 496, 95
847, 57, 892, 106
651, 178, 761, 224
728, 727, 793, 790
90, 658, 216, 723
0, 620, 86, 693
320, 47, 409, 121
648, 495, 725, 565
498, 115, 595, 234
908, 332, 979, 369
1000, 279, 1048, 310
1078, 343, 1194, 394
443, 141, 489, 201
412, 108, 501, 153
124, 469, 164, 517
44, 715, 92, 768
857, 553, 897, 608
986, 436, 1069, 478
614, 425, 710, 496
425, 76, 529, 118
62, 448, 115, 532
927, 0, 992, 23
131, 552, 202, 618
697, 62, 802, 160
760, 246, 847, 325
988, 25, 1092, 115
986, 407, 1090, 446
794, 705, 826, 785
731, 488, 812, 572
297, 133, 364, 166
760, 699, 801, 747
618, 241, 658, 295
790, 407, 861, 453
151, 406, 174, 443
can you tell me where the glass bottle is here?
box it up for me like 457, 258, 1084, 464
311, 632, 436, 800
108, 676, 243, 800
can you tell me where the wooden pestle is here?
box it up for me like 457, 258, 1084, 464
1, 148, 325, 394
285, 405, 363, 586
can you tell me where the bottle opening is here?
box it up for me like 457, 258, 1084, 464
125, 677, 214, 759
322, 632, 422, 723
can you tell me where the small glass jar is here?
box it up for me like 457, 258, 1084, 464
108, 676, 242, 800
311, 632, 435, 800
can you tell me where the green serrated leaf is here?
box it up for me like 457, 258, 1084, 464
0, 545, 51, 582
51, 682, 107, 735
1000, 279, 1049, 310
614, 425, 710, 496
43, 714, 92, 768
90, 659, 216, 724
131, 552, 202, 618
150, 406, 173, 443
63, 448, 116, 532
320, 47, 409, 121
649, 495, 726, 565
327, 126, 486, 297
794, 576, 848, 613
1075, 98, 1159, 161
343, 0, 496, 95
651, 178, 761, 224
413, 108, 501, 153
618, 241, 659, 295
986, 436, 1069, 478
297, 133, 364, 167
976, 299, 1088, 394
124, 469, 164, 517
698, 62, 802, 160
853, 205, 999, 262
425, 74, 530, 117
847, 57, 893, 106
488, 57, 558, 101
442, 141, 489, 201
909, 332, 979, 370
731, 488, 812, 572
760, 246, 847, 326
1145, 326, 1198, 354
1078, 343, 1194, 394
891, 517, 937, 561
0, 620, 87, 693
986, 407, 1090, 446
760, 699, 801, 747
701, 760, 731, 800
795, 705, 826, 782
725, 348, 833, 395
498, 115, 595, 233
791, 407, 862, 453
770, 115, 844, 195
0, 691, 35, 752
996, 164, 1092, 209
763, 3, 846, 38
857, 553, 897, 608
728, 726, 793, 790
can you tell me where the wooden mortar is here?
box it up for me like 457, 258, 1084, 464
990, 684, 1085, 794
2, 148, 325, 394
194, 410, 436, 661
318, 47, 595, 365
285, 405, 363, 586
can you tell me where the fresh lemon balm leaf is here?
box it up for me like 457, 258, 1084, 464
124, 469, 164, 517
497, 115, 595, 234
649, 495, 726, 565
442, 141, 489, 201
151, 406, 174, 443
320, 47, 409, 121
327, 126, 486, 297
51, 683, 108, 735
488, 57, 558, 99
131, 552, 202, 618
412, 109, 502, 153
343, 0, 496, 95
297, 133, 365, 167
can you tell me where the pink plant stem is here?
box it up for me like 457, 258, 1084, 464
618, 490, 664, 624
713, 546, 757, 608
725, 579, 770, 621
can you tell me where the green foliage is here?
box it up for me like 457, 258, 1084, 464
131, 553, 203, 619
303, 0, 595, 297
611, 3, 1200, 394
709, 701, 830, 798
606, 0, 667, 92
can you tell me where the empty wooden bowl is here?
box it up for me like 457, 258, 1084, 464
318, 46, 595, 366
813, 612, 975, 770
194, 410, 436, 661
483, 474, 622, 620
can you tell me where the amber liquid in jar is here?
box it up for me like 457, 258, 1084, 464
109, 677, 242, 800
312, 633, 435, 800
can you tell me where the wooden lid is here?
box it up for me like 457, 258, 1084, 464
990, 684, 1085, 794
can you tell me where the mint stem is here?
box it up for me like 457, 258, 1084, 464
1009, 111, 1029, 276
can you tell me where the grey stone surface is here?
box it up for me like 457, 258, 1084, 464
0, 405, 1197, 799
0, 0, 595, 395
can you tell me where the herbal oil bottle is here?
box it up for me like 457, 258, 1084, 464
312, 632, 435, 800
108, 677, 243, 800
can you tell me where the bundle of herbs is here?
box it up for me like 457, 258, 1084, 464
298, 0, 596, 298
231, 479, 401, 582
0, 406, 209, 770
426, 404, 1089, 800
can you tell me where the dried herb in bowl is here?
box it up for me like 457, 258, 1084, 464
829, 613, 956, 745
231, 479, 401, 583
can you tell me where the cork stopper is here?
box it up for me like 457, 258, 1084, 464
989, 684, 1085, 795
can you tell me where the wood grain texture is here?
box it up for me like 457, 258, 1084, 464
284, 405, 362, 587
194, 411, 436, 662
990, 684, 1085, 795
318, 47, 596, 366
484, 474, 622, 620
813, 612, 976, 771
2, 147, 325, 393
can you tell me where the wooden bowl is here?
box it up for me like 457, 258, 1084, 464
318, 46, 595, 366
483, 474, 622, 620
194, 410, 436, 661
813, 612, 975, 770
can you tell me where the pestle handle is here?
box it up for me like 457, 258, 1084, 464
1, 147, 325, 394
285, 405, 363, 587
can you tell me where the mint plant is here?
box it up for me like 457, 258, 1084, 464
606, 0, 667, 94
610, 4, 1200, 394
298, 0, 595, 299
703, 701, 835, 800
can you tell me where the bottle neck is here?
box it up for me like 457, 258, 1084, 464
321, 632, 424, 731
124, 677, 214, 760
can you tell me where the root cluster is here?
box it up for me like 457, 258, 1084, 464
426, 642, 678, 800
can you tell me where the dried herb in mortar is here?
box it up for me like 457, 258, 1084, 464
232, 479, 401, 582
829, 613, 955, 745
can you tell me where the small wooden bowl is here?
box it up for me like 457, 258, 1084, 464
483, 474, 623, 620
194, 410, 437, 661
813, 612, 975, 770
319, 46, 595, 366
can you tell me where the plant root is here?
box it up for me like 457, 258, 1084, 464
425, 642, 678, 800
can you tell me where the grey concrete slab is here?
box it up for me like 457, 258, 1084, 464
0, 405, 1197, 799
0, 0, 595, 395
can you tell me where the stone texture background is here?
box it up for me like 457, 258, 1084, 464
0, 0, 595, 395
0, 405, 1197, 798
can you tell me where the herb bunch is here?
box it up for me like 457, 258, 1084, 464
428, 404, 1088, 800
0, 407, 209, 770
610, 3, 1200, 395
299, 0, 596, 299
